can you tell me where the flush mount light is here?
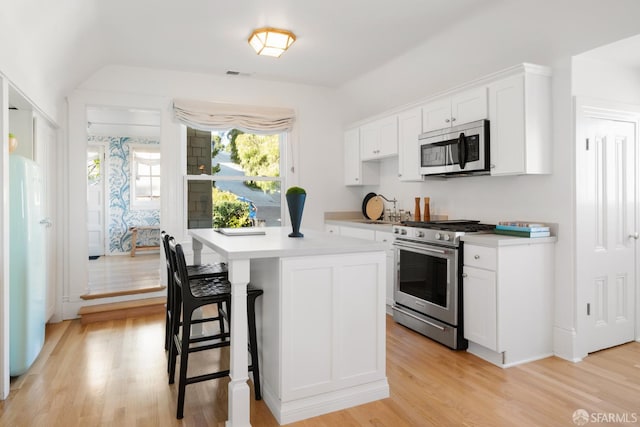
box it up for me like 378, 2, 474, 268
248, 27, 296, 58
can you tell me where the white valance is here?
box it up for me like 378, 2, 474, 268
173, 98, 296, 134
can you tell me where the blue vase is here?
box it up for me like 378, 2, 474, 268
286, 193, 306, 237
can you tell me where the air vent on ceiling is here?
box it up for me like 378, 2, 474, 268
226, 70, 252, 77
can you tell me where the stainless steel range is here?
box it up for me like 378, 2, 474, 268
391, 220, 495, 349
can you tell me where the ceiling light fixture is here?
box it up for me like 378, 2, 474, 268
248, 27, 296, 58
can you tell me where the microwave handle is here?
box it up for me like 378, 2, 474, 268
458, 132, 467, 169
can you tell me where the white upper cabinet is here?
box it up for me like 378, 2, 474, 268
397, 107, 423, 182
360, 115, 398, 161
421, 86, 488, 133
344, 128, 379, 186
488, 67, 551, 176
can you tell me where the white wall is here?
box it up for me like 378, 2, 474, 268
0, 1, 102, 123
572, 57, 640, 102
339, 0, 640, 123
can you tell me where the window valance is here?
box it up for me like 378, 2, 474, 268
172, 98, 296, 134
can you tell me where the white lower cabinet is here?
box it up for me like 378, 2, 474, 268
461, 236, 555, 367
462, 266, 497, 350
325, 224, 395, 309
375, 231, 395, 308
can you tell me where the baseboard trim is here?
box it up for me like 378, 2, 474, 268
263, 379, 390, 425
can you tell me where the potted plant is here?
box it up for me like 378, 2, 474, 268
286, 186, 306, 237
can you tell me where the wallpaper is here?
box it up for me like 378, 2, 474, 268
89, 136, 160, 253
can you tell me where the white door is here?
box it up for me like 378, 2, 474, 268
578, 108, 637, 353
33, 115, 57, 321
87, 145, 105, 257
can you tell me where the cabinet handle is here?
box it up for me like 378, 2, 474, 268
355, 178, 359, 181
629, 232, 639, 240
451, 117, 456, 122
490, 164, 496, 169
474, 255, 480, 259
445, 118, 450, 123
462, 273, 468, 278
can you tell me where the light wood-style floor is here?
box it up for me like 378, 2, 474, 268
2, 314, 639, 427
85, 253, 162, 298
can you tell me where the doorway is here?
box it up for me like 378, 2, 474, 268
84, 107, 162, 297
576, 99, 639, 354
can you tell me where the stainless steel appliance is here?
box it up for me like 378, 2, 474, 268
420, 119, 490, 177
392, 220, 494, 349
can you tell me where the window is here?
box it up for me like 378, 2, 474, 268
185, 128, 284, 229
130, 144, 160, 209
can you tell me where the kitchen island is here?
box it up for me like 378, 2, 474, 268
190, 227, 389, 426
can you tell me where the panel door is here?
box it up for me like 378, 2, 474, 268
488, 75, 525, 175
377, 115, 398, 158
463, 265, 497, 351
87, 145, 106, 256
580, 116, 636, 353
34, 115, 57, 321
344, 128, 361, 186
398, 108, 423, 181
451, 86, 488, 126
360, 121, 380, 160
421, 98, 451, 133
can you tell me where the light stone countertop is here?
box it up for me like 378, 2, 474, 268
189, 226, 387, 260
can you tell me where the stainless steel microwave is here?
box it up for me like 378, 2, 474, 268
420, 119, 490, 177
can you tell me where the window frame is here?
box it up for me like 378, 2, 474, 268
183, 130, 288, 230
130, 143, 161, 210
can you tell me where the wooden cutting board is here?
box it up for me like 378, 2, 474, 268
365, 195, 384, 220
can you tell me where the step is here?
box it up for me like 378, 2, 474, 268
81, 284, 166, 300
78, 297, 166, 324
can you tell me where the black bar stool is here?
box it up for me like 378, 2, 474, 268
167, 239, 262, 419
161, 231, 228, 353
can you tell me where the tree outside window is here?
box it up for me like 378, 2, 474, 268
186, 127, 282, 229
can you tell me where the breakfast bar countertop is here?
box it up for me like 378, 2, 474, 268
189, 226, 388, 259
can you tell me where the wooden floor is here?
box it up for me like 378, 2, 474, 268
1, 314, 639, 427
85, 253, 162, 298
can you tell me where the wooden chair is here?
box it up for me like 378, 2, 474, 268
167, 239, 263, 419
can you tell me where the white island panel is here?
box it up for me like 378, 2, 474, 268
253, 251, 388, 425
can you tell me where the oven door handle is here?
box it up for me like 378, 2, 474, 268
393, 242, 448, 255
393, 306, 446, 331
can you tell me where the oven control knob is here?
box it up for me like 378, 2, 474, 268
435, 233, 441, 240
443, 234, 451, 241
393, 228, 399, 234
400, 229, 407, 235
416, 231, 425, 238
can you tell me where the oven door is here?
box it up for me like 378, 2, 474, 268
393, 239, 460, 326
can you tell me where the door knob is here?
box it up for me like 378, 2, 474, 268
629, 232, 639, 240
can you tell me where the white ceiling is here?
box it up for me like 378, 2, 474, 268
90, 0, 502, 88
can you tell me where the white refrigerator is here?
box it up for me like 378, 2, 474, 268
9, 154, 46, 376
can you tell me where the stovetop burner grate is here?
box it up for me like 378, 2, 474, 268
400, 220, 495, 232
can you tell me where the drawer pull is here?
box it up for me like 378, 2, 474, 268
474, 255, 480, 260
